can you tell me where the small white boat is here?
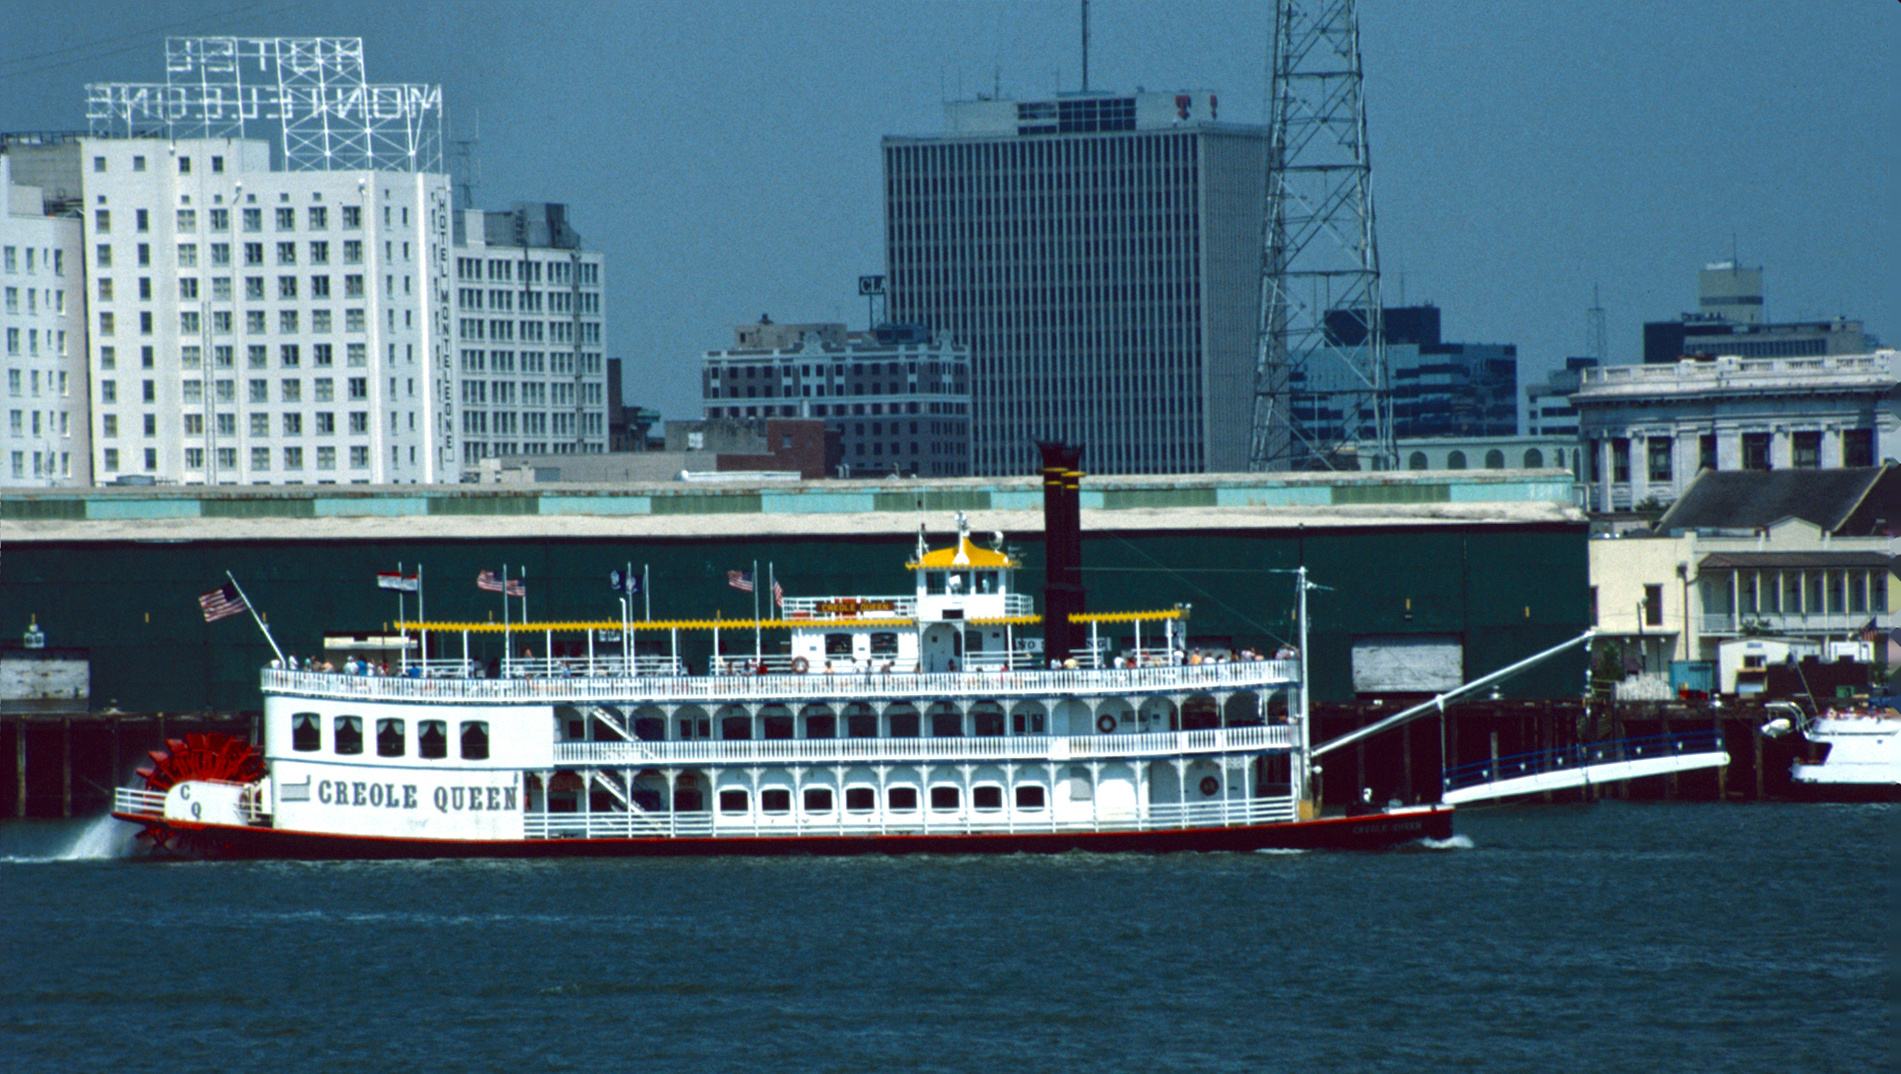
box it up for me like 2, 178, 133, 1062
1760, 700, 1901, 801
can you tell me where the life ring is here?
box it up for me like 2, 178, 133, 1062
1199, 776, 1220, 797
789, 656, 810, 674
1097, 714, 1118, 734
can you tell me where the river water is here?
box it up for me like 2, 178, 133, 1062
0, 801, 1888, 1072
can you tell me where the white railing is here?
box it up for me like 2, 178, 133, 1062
1700, 611, 1868, 635
553, 725, 1294, 767
520, 795, 1298, 841
113, 786, 166, 818
261, 659, 1298, 705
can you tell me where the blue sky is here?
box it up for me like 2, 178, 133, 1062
3, 0, 1893, 424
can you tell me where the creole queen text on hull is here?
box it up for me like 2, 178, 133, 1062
113, 443, 1456, 856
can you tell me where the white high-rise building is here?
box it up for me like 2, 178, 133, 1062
0, 149, 89, 487
28, 135, 455, 484
453, 203, 609, 471
0, 37, 613, 485
884, 91, 1265, 476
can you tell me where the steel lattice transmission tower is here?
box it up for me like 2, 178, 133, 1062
1249, 0, 1393, 471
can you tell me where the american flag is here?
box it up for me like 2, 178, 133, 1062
198, 583, 248, 622
771, 577, 784, 609
728, 569, 754, 593
477, 570, 506, 593
506, 577, 526, 597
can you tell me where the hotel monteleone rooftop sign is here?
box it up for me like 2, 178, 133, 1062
87, 37, 443, 173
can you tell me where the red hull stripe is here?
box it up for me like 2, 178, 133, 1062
113, 807, 1455, 859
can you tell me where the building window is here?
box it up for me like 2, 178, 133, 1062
1647, 437, 1672, 482
1643, 584, 1664, 627
1742, 432, 1771, 471
1611, 438, 1630, 483
1792, 431, 1821, 469
1699, 434, 1717, 472
1446, 450, 1466, 470
1408, 451, 1428, 470
1844, 428, 1875, 468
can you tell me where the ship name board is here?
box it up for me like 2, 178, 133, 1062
315, 779, 519, 813
817, 599, 896, 616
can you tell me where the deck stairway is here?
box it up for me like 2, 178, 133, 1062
1441, 730, 1728, 805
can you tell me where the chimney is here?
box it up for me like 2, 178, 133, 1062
1036, 440, 1086, 662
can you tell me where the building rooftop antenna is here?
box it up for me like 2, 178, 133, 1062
1588, 282, 1606, 362
450, 107, 481, 213
1081, 0, 1090, 92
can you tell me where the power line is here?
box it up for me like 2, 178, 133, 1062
0, 4, 291, 84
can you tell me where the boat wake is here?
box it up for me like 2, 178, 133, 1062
0, 815, 137, 864
60, 814, 137, 859
1414, 834, 1475, 851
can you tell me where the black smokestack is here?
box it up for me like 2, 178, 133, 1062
1036, 440, 1086, 662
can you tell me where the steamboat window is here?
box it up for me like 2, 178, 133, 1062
848, 713, 879, 737
1012, 712, 1047, 734
721, 716, 752, 739
929, 786, 960, 811
805, 714, 836, 739
825, 632, 854, 656
375, 718, 405, 757
1015, 785, 1047, 810
803, 787, 833, 813
760, 789, 791, 813
762, 715, 794, 739
887, 786, 918, 812
845, 787, 876, 812
291, 712, 321, 751
333, 716, 363, 755
718, 789, 749, 813
870, 631, 899, 655
417, 720, 447, 759
972, 709, 1005, 736
971, 785, 1003, 811
930, 711, 963, 737
460, 720, 489, 760
888, 711, 920, 737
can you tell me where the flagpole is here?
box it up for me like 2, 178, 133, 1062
752, 558, 761, 661
418, 563, 427, 673
224, 570, 286, 664
642, 562, 650, 621
502, 564, 511, 669
396, 561, 406, 671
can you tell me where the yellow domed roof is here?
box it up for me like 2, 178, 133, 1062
908, 538, 1017, 570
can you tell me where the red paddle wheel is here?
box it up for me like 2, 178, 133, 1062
132, 733, 266, 852
138, 732, 265, 791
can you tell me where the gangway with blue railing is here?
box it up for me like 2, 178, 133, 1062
1441, 730, 1728, 805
